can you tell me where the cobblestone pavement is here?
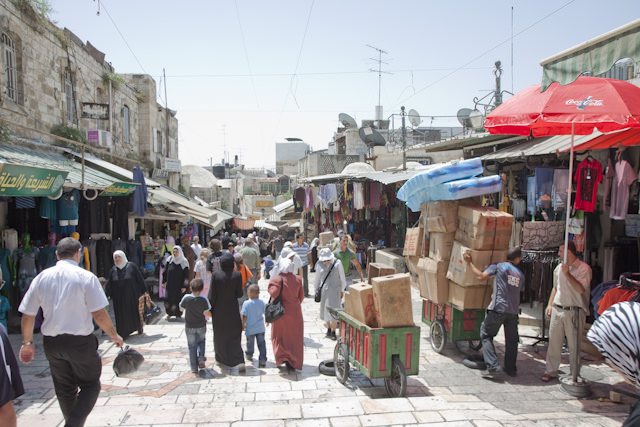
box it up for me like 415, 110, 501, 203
10, 270, 636, 426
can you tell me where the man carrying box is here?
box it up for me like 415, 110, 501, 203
463, 247, 524, 378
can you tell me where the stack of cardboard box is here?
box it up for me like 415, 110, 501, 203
445, 205, 513, 309
406, 201, 514, 311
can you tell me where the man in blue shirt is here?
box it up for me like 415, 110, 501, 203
292, 233, 312, 297
464, 247, 524, 378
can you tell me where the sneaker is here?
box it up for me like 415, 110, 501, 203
330, 331, 337, 341
191, 370, 198, 374
258, 361, 266, 368
481, 368, 502, 379
198, 361, 206, 369
237, 363, 246, 372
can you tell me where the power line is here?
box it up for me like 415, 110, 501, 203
234, 0, 260, 108
98, 0, 148, 75
394, 0, 576, 108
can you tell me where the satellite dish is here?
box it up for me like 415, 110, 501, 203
339, 113, 357, 129
408, 109, 421, 127
358, 126, 386, 146
456, 108, 473, 128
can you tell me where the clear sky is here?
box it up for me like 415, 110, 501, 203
48, 0, 638, 170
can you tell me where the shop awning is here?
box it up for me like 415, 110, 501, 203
148, 187, 231, 230
0, 162, 67, 197
540, 18, 640, 91
233, 218, 255, 230
560, 128, 640, 152
254, 219, 278, 231
300, 167, 432, 186
481, 132, 602, 162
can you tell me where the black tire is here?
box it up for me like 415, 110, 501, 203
334, 342, 349, 384
318, 359, 336, 376
430, 320, 446, 353
384, 355, 407, 397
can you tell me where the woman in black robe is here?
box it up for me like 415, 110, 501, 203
208, 253, 245, 369
162, 246, 189, 319
105, 250, 147, 339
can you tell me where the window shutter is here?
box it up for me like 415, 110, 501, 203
153, 127, 158, 152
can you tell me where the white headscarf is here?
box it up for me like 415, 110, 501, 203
113, 250, 128, 270
273, 247, 296, 275
169, 245, 190, 269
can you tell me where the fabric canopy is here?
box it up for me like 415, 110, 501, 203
540, 18, 640, 91
562, 128, 640, 152
233, 218, 255, 230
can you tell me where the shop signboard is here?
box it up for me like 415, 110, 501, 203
81, 102, 109, 120
255, 200, 274, 207
0, 163, 67, 197
162, 157, 182, 173
99, 181, 139, 197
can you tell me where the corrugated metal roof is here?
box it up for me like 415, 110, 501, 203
0, 143, 121, 189
148, 187, 234, 229
273, 199, 293, 212
481, 133, 602, 162
300, 165, 436, 185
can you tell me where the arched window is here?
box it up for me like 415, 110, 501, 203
2, 33, 17, 102
123, 105, 130, 143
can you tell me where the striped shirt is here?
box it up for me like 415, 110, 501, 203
292, 242, 310, 267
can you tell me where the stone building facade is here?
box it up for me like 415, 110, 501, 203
0, 1, 179, 185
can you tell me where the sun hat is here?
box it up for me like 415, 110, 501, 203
318, 247, 335, 262
283, 241, 293, 248
280, 247, 296, 260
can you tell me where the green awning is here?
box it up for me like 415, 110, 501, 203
540, 18, 640, 91
0, 162, 67, 197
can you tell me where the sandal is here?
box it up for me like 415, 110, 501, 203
540, 373, 553, 382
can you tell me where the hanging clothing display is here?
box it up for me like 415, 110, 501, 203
293, 187, 305, 212
370, 182, 381, 210
603, 158, 615, 210
512, 199, 526, 219
551, 169, 570, 210
527, 176, 537, 215
353, 182, 365, 210
534, 168, 554, 211
609, 159, 636, 220
573, 158, 603, 212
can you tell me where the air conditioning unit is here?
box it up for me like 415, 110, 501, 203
86, 130, 112, 150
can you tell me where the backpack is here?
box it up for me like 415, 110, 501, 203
206, 252, 222, 273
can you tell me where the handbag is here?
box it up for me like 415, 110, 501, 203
315, 260, 336, 303
265, 277, 285, 323
113, 345, 144, 377
142, 293, 161, 325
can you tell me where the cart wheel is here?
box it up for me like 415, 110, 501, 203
454, 339, 483, 354
334, 342, 349, 384
430, 320, 446, 353
384, 355, 407, 397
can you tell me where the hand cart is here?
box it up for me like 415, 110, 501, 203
422, 298, 485, 353
332, 309, 420, 397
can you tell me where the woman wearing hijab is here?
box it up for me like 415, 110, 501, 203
314, 247, 346, 340
105, 250, 147, 339
268, 248, 305, 371
208, 253, 245, 369
162, 246, 190, 319
587, 301, 640, 426
310, 237, 320, 272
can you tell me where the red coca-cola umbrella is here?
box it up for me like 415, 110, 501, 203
485, 76, 640, 260
485, 75, 640, 390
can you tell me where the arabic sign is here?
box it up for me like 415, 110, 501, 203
99, 181, 139, 197
255, 200, 274, 207
0, 163, 67, 196
81, 103, 109, 120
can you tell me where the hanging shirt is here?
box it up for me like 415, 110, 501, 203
526, 176, 537, 215
370, 182, 381, 210
573, 158, 603, 212
603, 158, 615, 210
609, 160, 636, 220
353, 182, 365, 210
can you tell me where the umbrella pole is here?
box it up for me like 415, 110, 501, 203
560, 122, 590, 398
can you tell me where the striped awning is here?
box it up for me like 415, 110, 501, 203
540, 18, 640, 91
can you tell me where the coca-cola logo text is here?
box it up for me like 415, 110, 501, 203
565, 97, 604, 109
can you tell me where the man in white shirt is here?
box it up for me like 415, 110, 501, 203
541, 241, 592, 382
191, 235, 202, 259
18, 237, 123, 427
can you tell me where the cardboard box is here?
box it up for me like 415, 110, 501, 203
405, 256, 420, 276
345, 282, 378, 327
447, 280, 492, 310
319, 231, 334, 247
403, 226, 426, 256
456, 205, 514, 250
371, 273, 414, 327
368, 262, 397, 284
343, 290, 354, 315
428, 232, 455, 261
417, 257, 449, 303
375, 249, 406, 273
446, 241, 507, 286
421, 200, 459, 232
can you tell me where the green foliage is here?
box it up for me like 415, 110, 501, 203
0, 122, 13, 143
12, 0, 53, 27
178, 184, 187, 195
50, 123, 86, 144
135, 92, 145, 103
101, 73, 127, 91
52, 28, 70, 49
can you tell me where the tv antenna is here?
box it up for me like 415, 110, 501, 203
367, 45, 391, 107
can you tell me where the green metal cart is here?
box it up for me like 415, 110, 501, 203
333, 310, 420, 397
421, 298, 485, 353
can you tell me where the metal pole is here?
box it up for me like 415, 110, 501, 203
401, 106, 407, 171
563, 123, 575, 264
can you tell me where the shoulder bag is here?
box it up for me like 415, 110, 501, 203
315, 260, 336, 303
265, 277, 285, 323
